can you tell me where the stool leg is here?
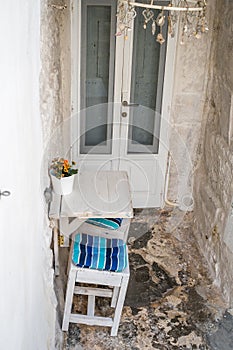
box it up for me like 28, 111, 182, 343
111, 275, 129, 336
123, 221, 130, 242
66, 238, 74, 276
62, 266, 76, 331
87, 295, 95, 316
111, 287, 120, 308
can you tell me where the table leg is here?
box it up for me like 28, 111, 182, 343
53, 223, 60, 276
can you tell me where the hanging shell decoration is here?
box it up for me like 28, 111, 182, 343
168, 14, 175, 37
156, 32, 165, 44
116, 0, 208, 45
116, 0, 136, 38
156, 11, 165, 27
142, 8, 154, 29
152, 19, 156, 35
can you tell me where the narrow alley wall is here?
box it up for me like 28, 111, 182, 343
167, 1, 216, 210
40, 0, 71, 161
40, 0, 71, 346
0, 1, 56, 349
193, 0, 233, 305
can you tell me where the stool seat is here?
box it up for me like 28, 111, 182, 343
72, 233, 128, 272
62, 233, 130, 336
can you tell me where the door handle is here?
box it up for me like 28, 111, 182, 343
122, 100, 139, 107
0, 190, 11, 199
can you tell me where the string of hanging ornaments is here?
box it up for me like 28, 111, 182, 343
116, 0, 208, 45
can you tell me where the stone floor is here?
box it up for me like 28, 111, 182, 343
55, 208, 232, 350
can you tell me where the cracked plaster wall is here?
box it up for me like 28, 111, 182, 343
193, 0, 233, 306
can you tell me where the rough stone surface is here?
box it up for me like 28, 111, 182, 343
207, 312, 233, 350
40, 0, 63, 145
40, 1, 71, 348
193, 0, 233, 306
40, 0, 71, 162
167, 1, 215, 204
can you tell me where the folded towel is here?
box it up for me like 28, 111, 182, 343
86, 218, 123, 230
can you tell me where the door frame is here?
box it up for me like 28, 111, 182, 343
70, 0, 178, 207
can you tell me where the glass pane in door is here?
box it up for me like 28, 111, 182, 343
80, 1, 116, 154
128, 6, 168, 154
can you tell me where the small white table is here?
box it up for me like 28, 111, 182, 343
49, 171, 133, 275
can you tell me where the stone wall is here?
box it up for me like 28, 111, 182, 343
40, 0, 71, 347
40, 0, 71, 164
167, 2, 216, 210
193, 0, 233, 306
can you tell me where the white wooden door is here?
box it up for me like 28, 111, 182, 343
72, 0, 174, 208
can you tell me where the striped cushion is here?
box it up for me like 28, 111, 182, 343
86, 218, 123, 230
72, 233, 127, 272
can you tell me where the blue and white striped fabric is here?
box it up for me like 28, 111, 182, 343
86, 218, 123, 230
72, 233, 127, 272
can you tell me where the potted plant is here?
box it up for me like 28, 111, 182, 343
50, 158, 78, 195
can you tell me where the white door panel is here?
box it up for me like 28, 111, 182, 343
78, 158, 115, 171
72, 0, 172, 208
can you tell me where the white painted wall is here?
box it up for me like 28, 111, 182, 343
0, 1, 56, 349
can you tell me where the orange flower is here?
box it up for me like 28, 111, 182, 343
63, 159, 70, 173
50, 157, 78, 179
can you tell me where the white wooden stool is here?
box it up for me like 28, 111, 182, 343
62, 233, 130, 336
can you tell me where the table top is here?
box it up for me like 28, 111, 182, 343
49, 170, 133, 219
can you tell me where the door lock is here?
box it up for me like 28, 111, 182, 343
0, 190, 11, 199
121, 112, 127, 118
122, 100, 139, 107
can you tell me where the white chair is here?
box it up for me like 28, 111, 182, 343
62, 230, 130, 336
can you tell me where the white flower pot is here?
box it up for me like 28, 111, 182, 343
50, 173, 75, 195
